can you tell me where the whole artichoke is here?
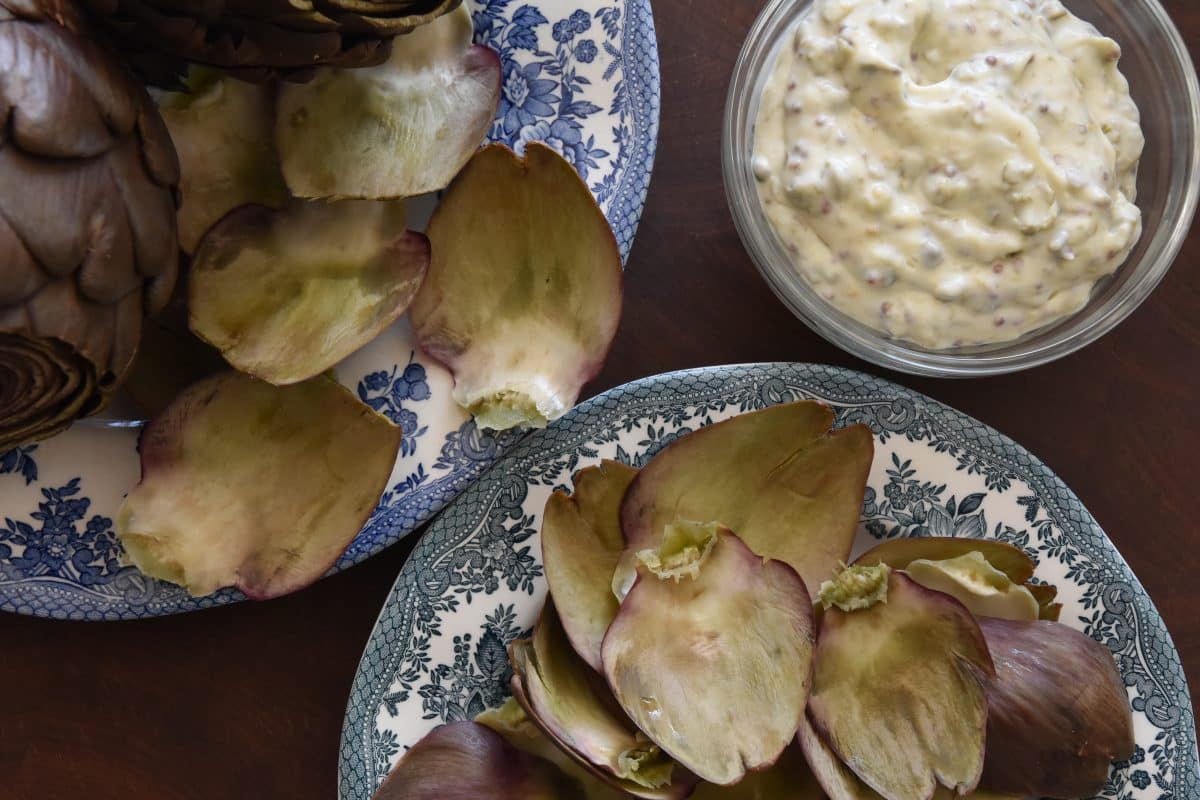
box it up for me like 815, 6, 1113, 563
0, 0, 180, 450
79, 0, 461, 81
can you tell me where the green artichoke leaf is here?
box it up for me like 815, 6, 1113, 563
509, 601, 697, 799
476, 699, 634, 800
158, 69, 288, 254
277, 5, 500, 200
410, 142, 622, 430
796, 713, 884, 800
372, 721, 583, 800
978, 617, 1135, 798
689, 742, 825, 800
904, 552, 1039, 621
541, 460, 639, 671
616, 401, 873, 599
853, 537, 1052, 621
189, 199, 428, 385
602, 527, 815, 786
852, 537, 1036, 584
808, 567, 994, 800
116, 371, 400, 599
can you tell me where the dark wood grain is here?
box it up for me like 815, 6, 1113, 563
1, 1, 1198, 797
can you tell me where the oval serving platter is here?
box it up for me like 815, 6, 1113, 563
0, 0, 661, 620
338, 362, 1197, 800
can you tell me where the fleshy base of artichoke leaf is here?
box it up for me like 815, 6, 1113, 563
0, 332, 99, 449
447, 323, 594, 430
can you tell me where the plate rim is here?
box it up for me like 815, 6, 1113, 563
337, 359, 1199, 799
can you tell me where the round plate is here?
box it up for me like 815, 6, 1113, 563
338, 362, 1198, 800
0, 0, 661, 620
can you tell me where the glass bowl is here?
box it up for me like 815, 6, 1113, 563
723, 0, 1200, 377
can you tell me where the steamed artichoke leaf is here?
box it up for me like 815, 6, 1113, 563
476, 699, 634, 800
158, 69, 288, 254
277, 5, 500, 200
808, 569, 993, 800
116, 371, 400, 599
977, 616, 1135, 798
372, 721, 582, 800
602, 527, 814, 786
689, 742, 825, 800
509, 601, 695, 799
541, 460, 639, 671
410, 142, 622, 430
189, 199, 428, 385
618, 401, 873, 597
904, 552, 1039, 621
853, 537, 1036, 585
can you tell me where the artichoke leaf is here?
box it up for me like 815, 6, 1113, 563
116, 371, 400, 599
157, 69, 288, 254
189, 199, 428, 385
372, 721, 582, 800
509, 600, 697, 799
853, 538, 1036, 585
410, 142, 622, 430
477, 699, 633, 800
541, 460, 639, 671
602, 525, 814, 786
617, 401, 873, 598
277, 5, 500, 200
808, 567, 993, 800
977, 616, 1135, 798
689, 742, 825, 800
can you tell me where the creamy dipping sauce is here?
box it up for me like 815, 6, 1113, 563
753, 0, 1144, 348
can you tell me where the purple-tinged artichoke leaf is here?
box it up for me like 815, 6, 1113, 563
809, 567, 993, 800
476, 699, 633, 800
410, 142, 622, 430
1024, 583, 1062, 620
690, 742, 824, 799
796, 714, 883, 800
277, 6, 500, 200
509, 601, 697, 799
157, 68, 288, 254
617, 401, 873, 598
116, 371, 400, 599
541, 460, 639, 671
189, 199, 428, 385
372, 721, 582, 800
853, 538, 1036, 585
602, 525, 814, 786
977, 616, 1134, 798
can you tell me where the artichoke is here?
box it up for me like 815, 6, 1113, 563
0, 0, 180, 451
79, 0, 462, 81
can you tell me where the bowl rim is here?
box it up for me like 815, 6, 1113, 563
723, 0, 1200, 378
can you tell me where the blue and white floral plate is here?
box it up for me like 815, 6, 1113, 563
338, 362, 1197, 800
0, 0, 659, 620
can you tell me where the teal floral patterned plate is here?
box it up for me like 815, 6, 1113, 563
339, 362, 1197, 799
0, 0, 660, 620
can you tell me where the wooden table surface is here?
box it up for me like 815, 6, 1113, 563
2, 1, 1198, 797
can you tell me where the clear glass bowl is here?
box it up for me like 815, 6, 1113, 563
724, 0, 1200, 377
